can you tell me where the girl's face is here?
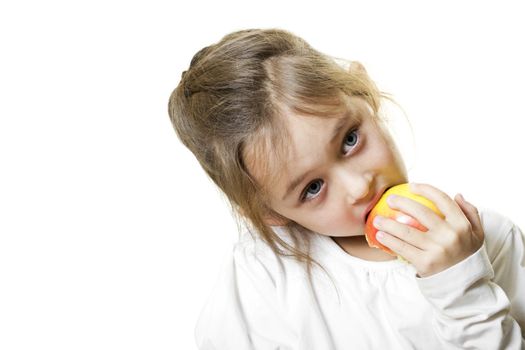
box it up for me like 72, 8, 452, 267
254, 95, 408, 238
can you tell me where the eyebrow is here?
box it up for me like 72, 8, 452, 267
281, 115, 357, 201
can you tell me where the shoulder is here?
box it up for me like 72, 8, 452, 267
194, 227, 304, 348
478, 207, 522, 262
232, 226, 307, 285
232, 229, 282, 287
478, 208, 525, 332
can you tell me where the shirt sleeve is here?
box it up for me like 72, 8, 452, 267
195, 239, 298, 350
415, 221, 525, 349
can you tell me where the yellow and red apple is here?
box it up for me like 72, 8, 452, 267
364, 183, 444, 256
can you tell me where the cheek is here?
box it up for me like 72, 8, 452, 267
298, 205, 363, 237
365, 136, 405, 173
374, 129, 407, 170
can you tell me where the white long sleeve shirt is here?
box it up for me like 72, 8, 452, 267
195, 208, 525, 349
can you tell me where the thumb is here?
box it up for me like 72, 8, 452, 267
455, 193, 485, 242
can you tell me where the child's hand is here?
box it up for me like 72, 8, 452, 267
373, 183, 485, 278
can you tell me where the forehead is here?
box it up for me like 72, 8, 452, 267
243, 95, 374, 196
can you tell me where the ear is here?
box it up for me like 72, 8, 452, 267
262, 209, 291, 227
263, 214, 290, 227
349, 60, 368, 75
237, 207, 291, 227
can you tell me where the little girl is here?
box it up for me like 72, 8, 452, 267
168, 29, 525, 349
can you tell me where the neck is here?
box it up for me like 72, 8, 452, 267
331, 235, 396, 262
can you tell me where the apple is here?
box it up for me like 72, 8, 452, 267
364, 183, 444, 257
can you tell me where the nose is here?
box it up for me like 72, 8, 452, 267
336, 168, 373, 205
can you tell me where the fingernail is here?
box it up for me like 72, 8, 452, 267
409, 183, 418, 191
376, 231, 386, 241
387, 195, 397, 206
373, 216, 383, 227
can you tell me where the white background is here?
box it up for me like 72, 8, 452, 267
1, 1, 524, 349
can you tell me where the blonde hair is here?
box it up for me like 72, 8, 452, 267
168, 28, 392, 275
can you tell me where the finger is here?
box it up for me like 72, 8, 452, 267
454, 193, 485, 242
373, 215, 431, 251
386, 193, 443, 233
408, 183, 463, 225
376, 230, 424, 263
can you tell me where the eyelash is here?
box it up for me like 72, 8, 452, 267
299, 127, 362, 203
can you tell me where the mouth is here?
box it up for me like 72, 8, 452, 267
363, 187, 388, 222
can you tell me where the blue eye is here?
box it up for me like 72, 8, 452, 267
299, 127, 361, 203
342, 129, 359, 154
301, 179, 324, 201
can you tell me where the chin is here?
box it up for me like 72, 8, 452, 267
330, 231, 366, 238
